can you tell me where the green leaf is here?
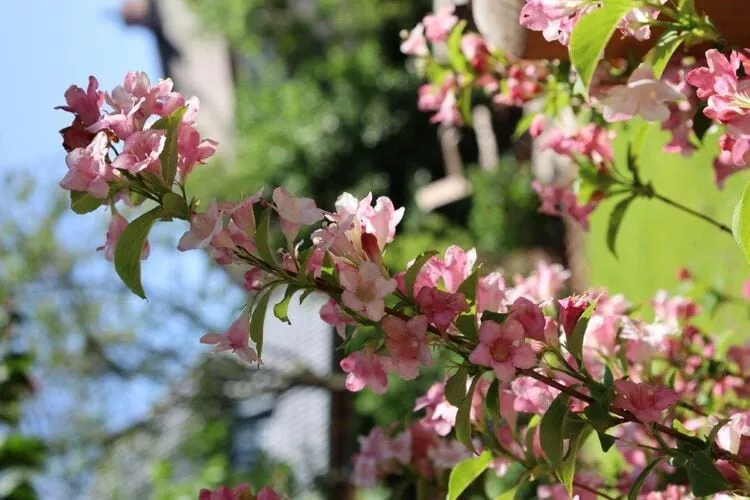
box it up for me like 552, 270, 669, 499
456, 376, 481, 452
256, 208, 278, 266
558, 424, 592, 495
70, 191, 104, 214
114, 209, 159, 299
569, 0, 637, 93
606, 195, 636, 259
447, 450, 492, 500
405, 250, 438, 297
540, 393, 570, 468
646, 31, 685, 78
250, 289, 273, 359
628, 457, 664, 500
566, 299, 597, 361
273, 285, 300, 325
686, 450, 731, 496
161, 192, 189, 219
445, 367, 468, 406
150, 105, 187, 187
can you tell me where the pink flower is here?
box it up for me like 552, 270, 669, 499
414, 383, 458, 436
272, 187, 323, 243
557, 294, 591, 336
460, 34, 491, 72
177, 201, 224, 251
56, 75, 104, 127
339, 262, 397, 321
422, 5, 457, 42
97, 213, 149, 262
319, 299, 355, 338
59, 131, 113, 198
602, 65, 683, 122
382, 314, 432, 379
340, 349, 390, 393
469, 319, 537, 380
613, 380, 678, 423
111, 129, 166, 175
427, 439, 470, 469
198, 484, 250, 500
199, 316, 259, 364
400, 24, 428, 57
511, 376, 559, 413
177, 123, 217, 179
508, 297, 545, 342
415, 287, 468, 334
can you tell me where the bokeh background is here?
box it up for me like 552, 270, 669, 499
1, 0, 747, 498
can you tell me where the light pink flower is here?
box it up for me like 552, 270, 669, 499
613, 380, 678, 423
415, 287, 468, 334
272, 187, 323, 243
319, 299, 355, 339
111, 129, 166, 175
382, 314, 432, 379
59, 131, 113, 198
422, 5, 458, 42
177, 200, 224, 251
414, 383, 458, 436
56, 75, 104, 126
97, 213, 149, 262
198, 484, 251, 500
339, 262, 397, 321
511, 376, 559, 413
340, 349, 390, 393
177, 123, 217, 179
469, 319, 537, 381
400, 24, 428, 57
199, 316, 259, 364
602, 65, 683, 122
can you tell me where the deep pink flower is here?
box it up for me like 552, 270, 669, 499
339, 262, 397, 321
415, 287, 468, 334
422, 5, 457, 42
199, 316, 259, 364
382, 315, 432, 379
56, 75, 104, 126
469, 319, 537, 380
178, 201, 224, 251
400, 24, 428, 57
198, 484, 250, 500
340, 349, 390, 393
414, 383, 457, 436
319, 299, 355, 339
59, 131, 114, 198
602, 65, 683, 122
97, 213, 149, 262
272, 187, 323, 243
111, 129, 166, 175
613, 380, 678, 423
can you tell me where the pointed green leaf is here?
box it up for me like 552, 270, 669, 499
256, 208, 278, 266
70, 191, 104, 214
150, 105, 187, 187
250, 288, 273, 359
606, 195, 636, 258
566, 299, 597, 361
445, 366, 468, 406
646, 31, 685, 78
628, 457, 664, 500
540, 393, 570, 468
273, 285, 300, 325
114, 208, 159, 299
686, 450, 731, 497
569, 0, 638, 93
456, 377, 481, 452
447, 450, 492, 500
404, 250, 438, 297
